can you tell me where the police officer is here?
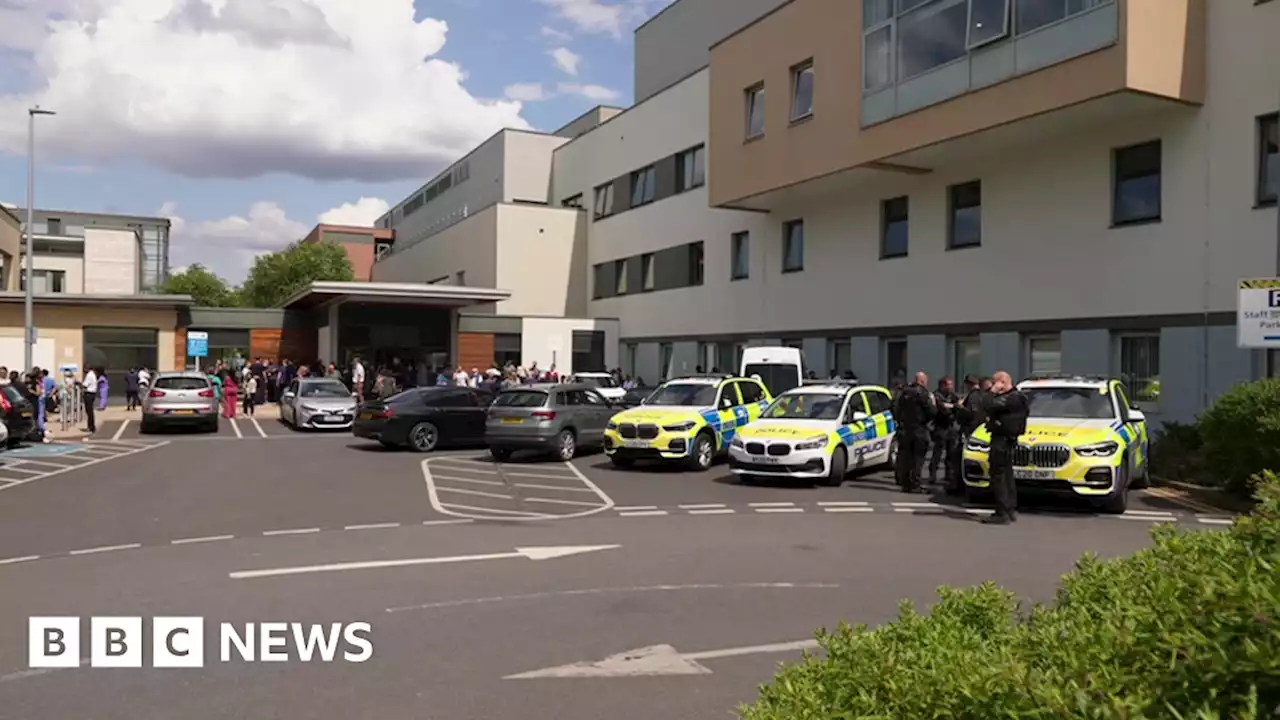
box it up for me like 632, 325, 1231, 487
982, 371, 1029, 525
892, 371, 936, 494
929, 376, 961, 494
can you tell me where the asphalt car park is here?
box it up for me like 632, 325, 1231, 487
89, 415, 335, 442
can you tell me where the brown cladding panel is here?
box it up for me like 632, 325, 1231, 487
280, 328, 316, 364
174, 328, 187, 370
458, 332, 495, 371
250, 329, 284, 360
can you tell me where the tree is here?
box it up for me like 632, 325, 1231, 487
239, 241, 354, 308
159, 264, 240, 307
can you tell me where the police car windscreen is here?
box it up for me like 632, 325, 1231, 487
1024, 387, 1113, 419
744, 364, 800, 394
645, 383, 718, 407
762, 394, 843, 420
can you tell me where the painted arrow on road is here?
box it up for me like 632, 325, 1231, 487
504, 639, 821, 679
228, 545, 620, 580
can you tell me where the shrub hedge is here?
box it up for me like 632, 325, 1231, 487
1198, 379, 1280, 496
741, 472, 1280, 719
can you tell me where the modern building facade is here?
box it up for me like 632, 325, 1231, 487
301, 224, 394, 281
15, 208, 170, 291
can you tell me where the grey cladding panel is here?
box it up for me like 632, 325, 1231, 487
653, 245, 690, 291
594, 262, 616, 299
654, 156, 677, 202
613, 175, 633, 213
626, 256, 644, 296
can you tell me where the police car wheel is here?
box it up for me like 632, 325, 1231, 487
885, 437, 899, 469
820, 448, 847, 487
686, 432, 715, 471
1099, 459, 1131, 515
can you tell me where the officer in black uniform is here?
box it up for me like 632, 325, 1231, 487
982, 371, 1029, 525
929, 376, 962, 493
891, 371, 936, 494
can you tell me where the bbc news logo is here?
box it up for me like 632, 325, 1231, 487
28, 617, 373, 668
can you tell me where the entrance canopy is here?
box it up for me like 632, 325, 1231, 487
281, 281, 510, 310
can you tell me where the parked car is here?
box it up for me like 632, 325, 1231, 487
281, 377, 359, 430
569, 372, 626, 403
353, 386, 493, 452
140, 372, 219, 434
618, 386, 656, 409
0, 385, 35, 446
485, 383, 614, 461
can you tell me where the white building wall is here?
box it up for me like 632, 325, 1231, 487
32, 254, 85, 293
372, 204, 500, 292
520, 316, 620, 376
82, 228, 140, 294
502, 132, 569, 204
384, 132, 506, 250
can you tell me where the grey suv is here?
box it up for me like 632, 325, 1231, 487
485, 383, 614, 461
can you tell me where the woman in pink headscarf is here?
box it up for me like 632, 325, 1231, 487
223, 372, 239, 419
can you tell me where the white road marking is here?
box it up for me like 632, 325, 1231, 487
505, 638, 822, 679
0, 478, 16, 484
891, 502, 942, 508
429, 463, 499, 475
111, 420, 130, 441
679, 504, 727, 510
501, 470, 579, 481
618, 510, 668, 517
0, 658, 91, 684
344, 523, 401, 531
229, 545, 621, 580
439, 503, 550, 518
423, 457, 615, 521
432, 474, 505, 487
247, 416, 266, 437
755, 507, 805, 514
748, 502, 796, 508
230, 419, 243, 439
0, 441, 174, 492
387, 582, 841, 613
894, 508, 944, 514
8, 459, 71, 469
171, 534, 235, 545
615, 506, 658, 512
687, 508, 736, 515
422, 519, 474, 527
524, 496, 608, 508
0, 555, 40, 566
513, 482, 597, 493
1197, 517, 1233, 525
1116, 514, 1176, 522
1123, 509, 1178, 517
823, 507, 874, 513
817, 501, 870, 507
69, 543, 141, 556
262, 528, 321, 536
436, 486, 515, 501
0, 465, 44, 474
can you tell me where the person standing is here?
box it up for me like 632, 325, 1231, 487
97, 370, 109, 411
223, 372, 239, 419
351, 355, 366, 403
891, 371, 936, 494
81, 365, 99, 434
929, 376, 962, 494
982, 371, 1030, 525
243, 373, 258, 416
125, 368, 140, 411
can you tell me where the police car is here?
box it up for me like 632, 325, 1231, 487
962, 375, 1150, 513
728, 383, 897, 486
603, 375, 773, 470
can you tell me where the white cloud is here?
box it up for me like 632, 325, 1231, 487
537, 0, 652, 39
503, 83, 550, 102
539, 25, 572, 42
549, 46, 581, 75
557, 83, 622, 102
163, 195, 388, 282
0, 0, 531, 182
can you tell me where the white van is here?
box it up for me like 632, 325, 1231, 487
740, 346, 806, 396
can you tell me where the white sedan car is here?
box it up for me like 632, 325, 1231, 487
281, 377, 359, 430
569, 373, 626, 403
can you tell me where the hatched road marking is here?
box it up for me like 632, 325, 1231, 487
422, 455, 615, 521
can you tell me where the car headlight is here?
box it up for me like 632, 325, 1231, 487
966, 438, 990, 452
796, 436, 828, 451
663, 421, 697, 433
1076, 441, 1119, 457
300, 404, 317, 413
731, 436, 745, 448
606, 421, 618, 431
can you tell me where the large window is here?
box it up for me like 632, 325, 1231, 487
881, 196, 909, 258
640, 253, 655, 291
1116, 333, 1160, 404
614, 259, 629, 295
630, 165, 656, 207
730, 231, 750, 280
782, 220, 804, 273
676, 145, 706, 192
898, 0, 970, 80
1259, 113, 1278, 207
1026, 335, 1062, 376
745, 85, 766, 139
884, 338, 908, 386
625, 343, 637, 375
659, 343, 674, 380
1113, 140, 1162, 225
21, 269, 67, 293
84, 327, 159, 396
829, 339, 852, 376
947, 180, 982, 248
593, 182, 614, 219
1017, 0, 1106, 34
953, 337, 981, 381
968, 0, 1012, 47
572, 330, 605, 373
561, 194, 583, 209
494, 333, 522, 368
688, 242, 705, 286
791, 62, 815, 120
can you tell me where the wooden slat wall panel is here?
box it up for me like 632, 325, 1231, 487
174, 328, 187, 371
280, 329, 316, 364
458, 332, 495, 371
250, 329, 283, 360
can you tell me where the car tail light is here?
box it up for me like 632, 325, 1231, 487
532, 410, 556, 421
0, 394, 10, 413
149, 389, 166, 398
197, 389, 214, 398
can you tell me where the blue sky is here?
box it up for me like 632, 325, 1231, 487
0, 0, 661, 280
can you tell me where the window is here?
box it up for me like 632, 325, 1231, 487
687, 242, 705, 286
614, 259, 629, 295
625, 343, 638, 374
593, 183, 615, 219
494, 333, 521, 368
898, 0, 969, 81
1026, 335, 1062, 376
1116, 333, 1160, 404
659, 343, 674, 380
630, 165, 656, 207
561, 194, 583, 209
947, 180, 982, 248
84, 327, 159, 397
866, 390, 893, 414
23, 269, 66, 293
1113, 140, 1162, 225
863, 24, 893, 91
730, 231, 750, 280
46, 218, 62, 235
676, 145, 706, 192
1268, 349, 1279, 379
640, 253, 655, 291
697, 342, 712, 371
953, 337, 981, 381
884, 338, 908, 386
829, 339, 852, 375
782, 220, 804, 272
1259, 113, 1278, 206
1016, 0, 1108, 34
455, 270, 466, 286
433, 389, 476, 408
881, 196, 909, 258
737, 381, 765, 405
791, 62, 815, 120
402, 194, 425, 217
968, 0, 1011, 47
455, 160, 470, 184
745, 85, 765, 139
572, 330, 605, 373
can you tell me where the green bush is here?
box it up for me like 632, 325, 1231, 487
1198, 379, 1280, 496
741, 472, 1280, 720
1149, 421, 1208, 485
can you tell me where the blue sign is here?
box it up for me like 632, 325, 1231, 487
187, 331, 209, 358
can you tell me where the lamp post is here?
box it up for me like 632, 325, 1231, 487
24, 106, 55, 373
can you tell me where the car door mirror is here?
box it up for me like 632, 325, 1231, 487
852, 411, 869, 422
1128, 408, 1145, 422
283, 391, 294, 400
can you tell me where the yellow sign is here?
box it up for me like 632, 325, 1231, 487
1239, 278, 1280, 290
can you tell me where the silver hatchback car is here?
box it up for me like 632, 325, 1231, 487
140, 372, 219, 433
484, 383, 614, 461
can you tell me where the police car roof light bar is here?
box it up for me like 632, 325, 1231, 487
1020, 374, 1109, 384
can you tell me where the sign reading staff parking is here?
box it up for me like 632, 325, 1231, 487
29, 617, 373, 668
1238, 278, 1280, 349
187, 331, 209, 358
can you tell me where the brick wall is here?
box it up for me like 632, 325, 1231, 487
458, 332, 495, 371
174, 328, 187, 370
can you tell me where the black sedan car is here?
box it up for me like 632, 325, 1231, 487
353, 386, 494, 452
1, 385, 36, 446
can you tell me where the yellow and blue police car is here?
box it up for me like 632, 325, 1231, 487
962, 375, 1151, 514
603, 375, 772, 470
728, 383, 897, 486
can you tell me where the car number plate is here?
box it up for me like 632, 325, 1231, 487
753, 456, 781, 464
502, 417, 524, 424
171, 409, 196, 415
1013, 468, 1056, 480
20, 411, 31, 418
622, 439, 649, 448
359, 412, 374, 420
